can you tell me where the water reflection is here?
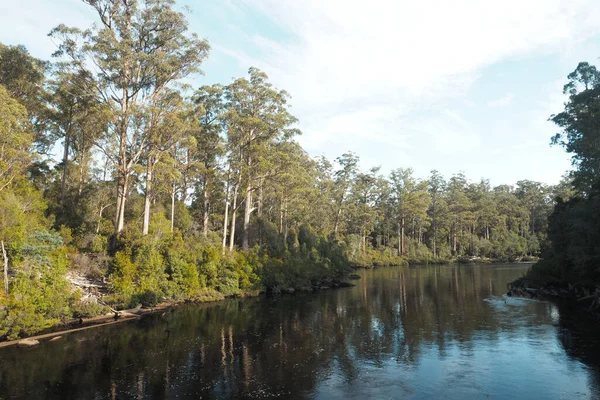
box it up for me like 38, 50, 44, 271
0, 264, 599, 399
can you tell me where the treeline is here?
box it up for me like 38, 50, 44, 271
526, 62, 600, 288
0, 0, 565, 339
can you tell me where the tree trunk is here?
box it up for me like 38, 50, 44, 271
115, 104, 130, 234
401, 216, 405, 256
60, 132, 71, 206
222, 172, 231, 253
142, 158, 153, 235
432, 204, 437, 257
170, 182, 176, 233
452, 223, 457, 254
242, 186, 253, 250
229, 183, 239, 252
115, 173, 128, 234
471, 224, 475, 256
97, 205, 107, 234
2, 240, 8, 296
283, 197, 288, 244
78, 157, 86, 197
257, 186, 263, 218
279, 196, 284, 234
397, 225, 401, 256
203, 192, 210, 238
222, 196, 230, 253
334, 205, 342, 236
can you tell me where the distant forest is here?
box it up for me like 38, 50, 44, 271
0, 0, 583, 340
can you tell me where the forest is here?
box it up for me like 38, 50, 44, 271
0, 0, 575, 340
525, 62, 600, 290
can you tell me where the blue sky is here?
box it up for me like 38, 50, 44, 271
2, 0, 600, 186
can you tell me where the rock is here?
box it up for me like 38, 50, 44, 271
348, 274, 361, 280
319, 286, 330, 290
17, 338, 40, 348
299, 286, 313, 292
284, 287, 295, 294
49, 336, 63, 342
338, 282, 356, 288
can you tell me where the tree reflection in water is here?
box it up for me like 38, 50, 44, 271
0, 264, 598, 399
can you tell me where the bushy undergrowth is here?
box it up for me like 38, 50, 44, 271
0, 231, 106, 340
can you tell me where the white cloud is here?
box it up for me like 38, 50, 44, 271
488, 93, 514, 108
227, 0, 600, 172
0, 0, 93, 59
0, 0, 596, 183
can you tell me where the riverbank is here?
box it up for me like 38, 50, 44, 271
0, 273, 360, 347
507, 277, 600, 312
1, 259, 538, 345
8, 262, 585, 400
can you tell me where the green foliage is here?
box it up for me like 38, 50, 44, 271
0, 231, 74, 340
524, 61, 600, 288
90, 235, 108, 253
0, 2, 575, 340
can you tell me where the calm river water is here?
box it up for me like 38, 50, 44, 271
1, 263, 600, 399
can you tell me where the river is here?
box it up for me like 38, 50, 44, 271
1, 263, 600, 399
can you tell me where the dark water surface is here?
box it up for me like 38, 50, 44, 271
2, 263, 600, 399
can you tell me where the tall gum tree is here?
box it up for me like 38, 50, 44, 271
224, 67, 299, 250
332, 152, 359, 237
192, 84, 226, 238
49, 70, 108, 208
0, 44, 52, 153
0, 85, 34, 295
50, 0, 209, 236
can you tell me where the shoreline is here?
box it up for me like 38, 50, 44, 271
0, 276, 358, 348
0, 303, 178, 349
1, 261, 537, 348
506, 277, 600, 313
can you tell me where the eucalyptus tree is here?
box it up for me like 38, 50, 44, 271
141, 90, 187, 235
551, 62, 600, 194
349, 167, 382, 255
471, 179, 496, 246
192, 84, 226, 237
0, 86, 32, 194
332, 152, 359, 236
445, 173, 474, 255
0, 43, 51, 152
515, 180, 549, 237
390, 168, 430, 256
224, 67, 299, 250
50, 0, 210, 234
266, 141, 315, 243
0, 85, 34, 294
428, 170, 445, 256
302, 156, 336, 236
530, 60, 600, 284
50, 70, 108, 206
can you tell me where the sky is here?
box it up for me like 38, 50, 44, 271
2, 0, 600, 186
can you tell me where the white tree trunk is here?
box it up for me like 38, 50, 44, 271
142, 159, 153, 235
2, 240, 8, 296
